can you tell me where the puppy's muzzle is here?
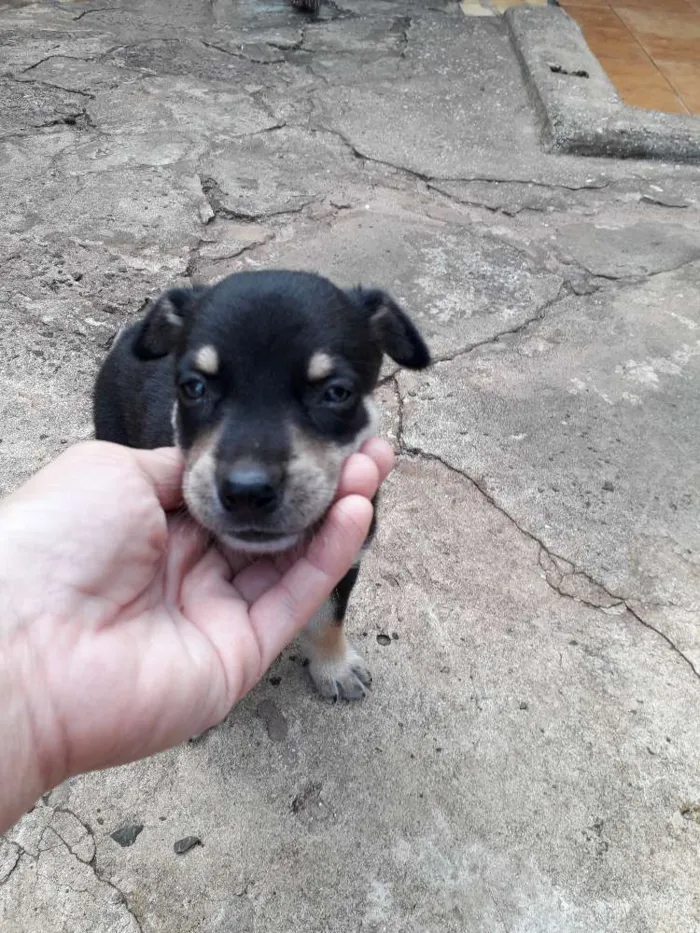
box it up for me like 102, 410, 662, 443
217, 461, 284, 522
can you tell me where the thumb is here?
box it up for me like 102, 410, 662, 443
131, 447, 185, 511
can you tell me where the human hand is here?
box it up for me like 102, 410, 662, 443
0, 438, 393, 831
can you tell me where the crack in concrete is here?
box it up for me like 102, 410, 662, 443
249, 88, 291, 126
424, 187, 698, 289
92, 868, 143, 932
430, 176, 611, 193
4, 804, 142, 926
310, 122, 619, 219
376, 286, 572, 387
50, 807, 97, 864
198, 38, 285, 65
1, 110, 94, 141
19, 53, 100, 75
390, 375, 405, 449
198, 172, 314, 223
392, 15, 412, 59
560, 254, 700, 285
395, 415, 700, 681
11, 75, 96, 100
427, 182, 601, 220
431, 193, 542, 219
41, 806, 143, 932
185, 231, 274, 282
429, 284, 571, 366
99, 39, 170, 58
73, 7, 110, 21
537, 550, 624, 612
0, 841, 22, 886
311, 121, 618, 195
264, 22, 309, 53
312, 122, 429, 180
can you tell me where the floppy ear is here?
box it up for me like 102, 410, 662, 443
349, 287, 430, 369
132, 287, 205, 361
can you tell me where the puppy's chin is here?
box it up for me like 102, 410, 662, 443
218, 531, 303, 555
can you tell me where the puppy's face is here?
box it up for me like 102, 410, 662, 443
134, 270, 430, 553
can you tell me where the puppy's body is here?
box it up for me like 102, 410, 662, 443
94, 270, 429, 700
94, 332, 175, 448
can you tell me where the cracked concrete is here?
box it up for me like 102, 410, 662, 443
2, 802, 141, 932
1, 1, 699, 931
398, 261, 700, 674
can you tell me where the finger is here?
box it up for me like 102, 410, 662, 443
249, 495, 373, 672
131, 447, 185, 511
334, 452, 380, 502
216, 542, 258, 578
179, 546, 256, 708
232, 558, 283, 605
164, 516, 212, 605
182, 545, 238, 606
359, 437, 395, 484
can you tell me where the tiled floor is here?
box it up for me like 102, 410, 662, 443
461, 0, 700, 116
561, 0, 700, 114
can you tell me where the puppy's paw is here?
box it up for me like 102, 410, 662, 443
308, 647, 372, 702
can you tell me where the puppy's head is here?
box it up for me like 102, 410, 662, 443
133, 270, 430, 553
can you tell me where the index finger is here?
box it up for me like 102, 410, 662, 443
248, 494, 374, 673
335, 438, 395, 501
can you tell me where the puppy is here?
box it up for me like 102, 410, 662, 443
93, 270, 430, 700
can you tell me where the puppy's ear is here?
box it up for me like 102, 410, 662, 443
349, 287, 430, 369
132, 287, 204, 361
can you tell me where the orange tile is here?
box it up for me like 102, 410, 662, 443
566, 0, 700, 112
610, 0, 695, 12
608, 79, 688, 111
617, 2, 700, 62
565, 5, 628, 28
599, 57, 689, 112
579, 28, 650, 62
656, 59, 700, 112
599, 57, 662, 84
559, 0, 612, 7
567, 9, 649, 62
633, 34, 700, 61
565, 5, 641, 46
615, 6, 700, 40
620, 86, 688, 112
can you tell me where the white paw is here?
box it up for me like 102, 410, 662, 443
308, 647, 372, 701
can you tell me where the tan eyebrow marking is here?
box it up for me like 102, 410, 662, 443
307, 351, 333, 381
193, 345, 219, 375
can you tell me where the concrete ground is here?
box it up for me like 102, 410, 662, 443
1, 1, 699, 931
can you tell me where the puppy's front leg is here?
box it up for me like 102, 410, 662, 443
301, 565, 372, 701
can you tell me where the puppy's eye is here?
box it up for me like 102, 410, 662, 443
179, 375, 207, 402
321, 381, 355, 408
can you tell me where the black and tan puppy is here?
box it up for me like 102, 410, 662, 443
94, 270, 430, 700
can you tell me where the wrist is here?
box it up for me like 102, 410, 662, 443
0, 632, 60, 833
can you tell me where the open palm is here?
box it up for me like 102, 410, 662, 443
0, 439, 391, 796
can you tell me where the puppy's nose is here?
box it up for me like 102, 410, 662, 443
218, 464, 282, 514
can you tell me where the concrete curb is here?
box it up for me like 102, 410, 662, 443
505, 5, 700, 162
